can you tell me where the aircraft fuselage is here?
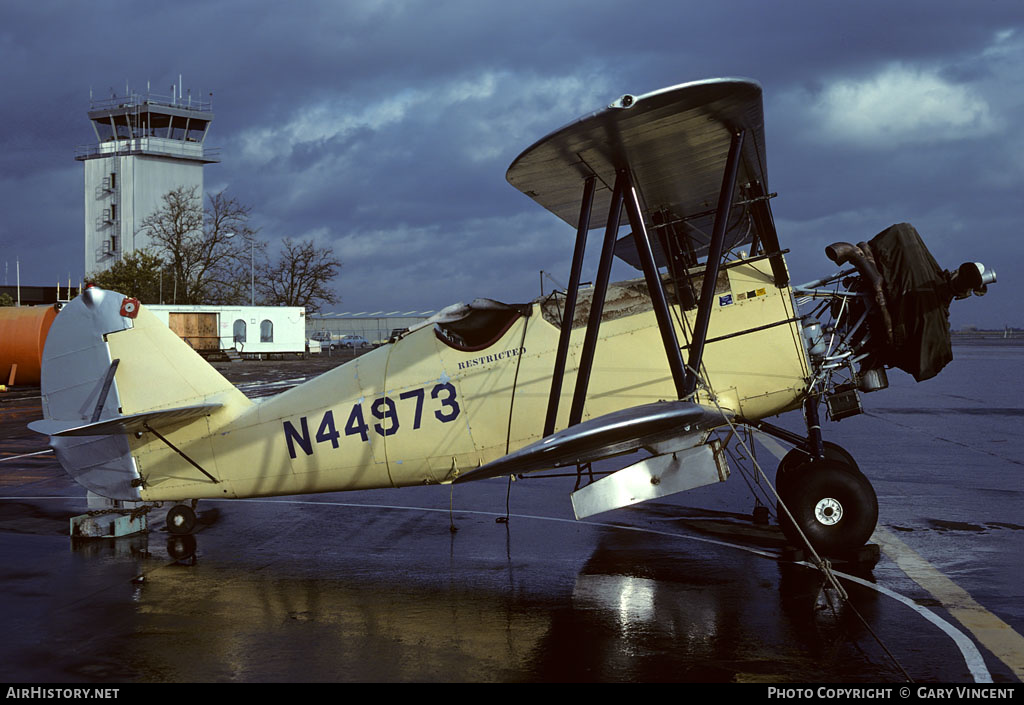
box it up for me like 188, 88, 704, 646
129, 258, 811, 502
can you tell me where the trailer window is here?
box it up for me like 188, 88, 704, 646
234, 319, 247, 344
261, 320, 274, 343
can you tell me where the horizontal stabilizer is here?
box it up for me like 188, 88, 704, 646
453, 401, 724, 483
29, 402, 222, 437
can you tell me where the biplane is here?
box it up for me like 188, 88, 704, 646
30, 78, 995, 556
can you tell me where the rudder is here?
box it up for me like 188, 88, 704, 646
30, 287, 252, 500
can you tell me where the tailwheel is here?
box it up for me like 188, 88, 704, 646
777, 460, 878, 555
166, 504, 197, 535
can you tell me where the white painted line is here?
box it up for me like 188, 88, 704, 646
0, 493, 996, 682
0, 449, 53, 463
230, 496, 992, 681
0, 495, 81, 499
828, 567, 992, 683
875, 527, 1024, 682
750, 429, 1008, 680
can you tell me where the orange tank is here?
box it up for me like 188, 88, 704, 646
0, 305, 59, 386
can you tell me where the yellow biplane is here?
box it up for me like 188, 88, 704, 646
31, 78, 995, 556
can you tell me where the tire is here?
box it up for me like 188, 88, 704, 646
166, 504, 197, 535
777, 460, 878, 555
775, 441, 860, 496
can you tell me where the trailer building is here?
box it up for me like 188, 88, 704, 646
147, 304, 306, 358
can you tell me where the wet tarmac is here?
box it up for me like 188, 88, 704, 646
1, 345, 1022, 683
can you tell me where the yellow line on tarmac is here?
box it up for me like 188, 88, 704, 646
874, 527, 1024, 682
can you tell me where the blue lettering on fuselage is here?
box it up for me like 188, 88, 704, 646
283, 417, 312, 458
283, 381, 462, 459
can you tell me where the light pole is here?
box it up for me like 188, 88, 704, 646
249, 239, 254, 306
226, 232, 256, 305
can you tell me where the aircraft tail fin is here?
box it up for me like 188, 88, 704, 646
31, 288, 252, 500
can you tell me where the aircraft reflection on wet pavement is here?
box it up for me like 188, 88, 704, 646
42, 493, 986, 684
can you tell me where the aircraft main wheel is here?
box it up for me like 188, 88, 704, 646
777, 461, 878, 555
166, 504, 196, 535
775, 441, 860, 496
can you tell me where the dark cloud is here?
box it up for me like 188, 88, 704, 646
1, 0, 1021, 327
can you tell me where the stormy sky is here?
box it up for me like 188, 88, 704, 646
0, 1, 1020, 328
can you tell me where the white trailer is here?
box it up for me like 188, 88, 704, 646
147, 304, 306, 358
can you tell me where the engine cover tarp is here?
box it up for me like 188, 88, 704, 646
868, 223, 952, 381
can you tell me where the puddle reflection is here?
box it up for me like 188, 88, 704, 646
54, 513, 897, 682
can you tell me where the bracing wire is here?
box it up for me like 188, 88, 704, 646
685, 362, 914, 681
499, 314, 532, 523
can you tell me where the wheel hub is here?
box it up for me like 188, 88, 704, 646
814, 497, 843, 526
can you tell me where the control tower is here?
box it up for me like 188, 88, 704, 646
76, 85, 219, 276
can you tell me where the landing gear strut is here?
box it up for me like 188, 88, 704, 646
748, 406, 880, 556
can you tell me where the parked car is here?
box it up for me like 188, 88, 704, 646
339, 334, 371, 348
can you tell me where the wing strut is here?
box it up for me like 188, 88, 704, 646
544, 129, 749, 432
744, 179, 788, 288
623, 174, 689, 399
543, 175, 596, 437
568, 171, 627, 427
683, 129, 746, 398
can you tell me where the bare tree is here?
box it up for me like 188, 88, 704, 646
137, 186, 262, 304
257, 238, 341, 313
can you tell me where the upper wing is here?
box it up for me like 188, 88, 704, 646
505, 78, 767, 261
